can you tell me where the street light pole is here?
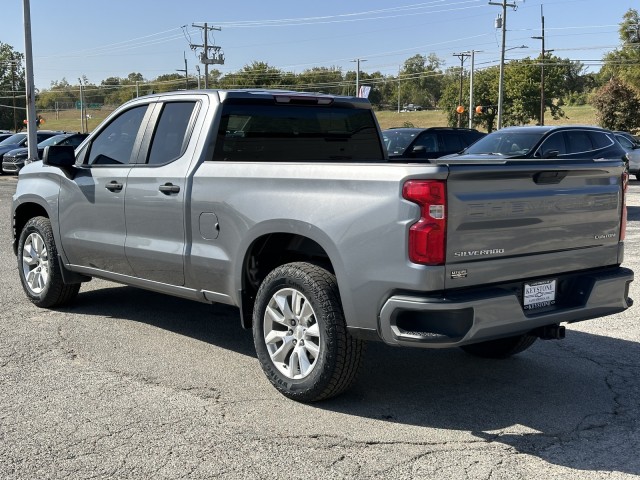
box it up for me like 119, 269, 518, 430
351, 58, 367, 97
469, 50, 477, 128
22, 0, 38, 162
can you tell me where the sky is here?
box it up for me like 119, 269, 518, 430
2, 0, 635, 91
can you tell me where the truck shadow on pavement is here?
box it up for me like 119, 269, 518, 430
65, 284, 256, 358
64, 284, 640, 476
333, 331, 640, 476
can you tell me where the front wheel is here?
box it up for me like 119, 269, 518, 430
460, 333, 537, 359
252, 262, 364, 402
17, 216, 80, 308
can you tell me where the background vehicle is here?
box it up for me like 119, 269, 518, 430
614, 132, 640, 179
614, 130, 640, 147
2, 133, 88, 174
443, 125, 627, 160
383, 127, 484, 159
0, 133, 13, 143
0, 131, 63, 174
12, 90, 633, 402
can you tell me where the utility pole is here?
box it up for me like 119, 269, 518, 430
191, 23, 225, 89
532, 5, 547, 125
397, 66, 401, 113
176, 52, 188, 90
453, 52, 470, 127
10, 54, 17, 132
489, 0, 518, 130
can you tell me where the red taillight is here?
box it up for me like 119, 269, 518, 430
402, 180, 447, 265
621, 171, 628, 240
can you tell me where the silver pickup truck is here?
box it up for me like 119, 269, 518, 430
12, 90, 634, 402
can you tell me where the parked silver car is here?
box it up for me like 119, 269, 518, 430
614, 132, 640, 179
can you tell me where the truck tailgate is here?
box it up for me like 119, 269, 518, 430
444, 160, 625, 290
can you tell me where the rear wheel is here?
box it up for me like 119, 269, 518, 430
460, 333, 537, 359
252, 262, 364, 402
18, 216, 80, 308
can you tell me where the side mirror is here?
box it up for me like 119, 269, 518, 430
43, 145, 76, 167
542, 150, 559, 159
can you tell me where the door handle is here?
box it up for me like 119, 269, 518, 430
105, 181, 123, 192
159, 183, 181, 194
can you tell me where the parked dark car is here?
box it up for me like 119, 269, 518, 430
0, 133, 13, 143
382, 127, 485, 160
442, 126, 627, 161
0, 131, 63, 174
2, 133, 89, 174
614, 132, 640, 179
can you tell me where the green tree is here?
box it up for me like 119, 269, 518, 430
399, 53, 444, 108
440, 53, 572, 131
0, 42, 26, 131
35, 78, 78, 111
600, 9, 640, 91
503, 55, 566, 125
296, 67, 345, 95
219, 61, 285, 89
592, 78, 640, 131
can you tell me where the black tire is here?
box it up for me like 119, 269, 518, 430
252, 262, 364, 402
460, 333, 537, 359
17, 216, 80, 308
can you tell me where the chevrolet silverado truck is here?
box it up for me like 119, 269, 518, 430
12, 90, 634, 402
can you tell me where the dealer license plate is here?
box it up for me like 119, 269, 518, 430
523, 279, 556, 310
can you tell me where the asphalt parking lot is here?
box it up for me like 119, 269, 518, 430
1, 173, 639, 479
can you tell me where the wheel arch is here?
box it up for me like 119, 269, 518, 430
236, 222, 345, 330
13, 201, 51, 256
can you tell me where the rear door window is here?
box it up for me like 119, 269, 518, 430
213, 103, 384, 162
538, 132, 566, 157
146, 101, 198, 166
440, 131, 465, 152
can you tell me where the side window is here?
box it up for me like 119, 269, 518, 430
146, 101, 198, 166
616, 135, 633, 149
87, 105, 148, 165
213, 104, 383, 162
60, 135, 85, 147
538, 132, 566, 157
589, 131, 614, 149
413, 132, 439, 153
565, 130, 593, 154
440, 132, 465, 152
